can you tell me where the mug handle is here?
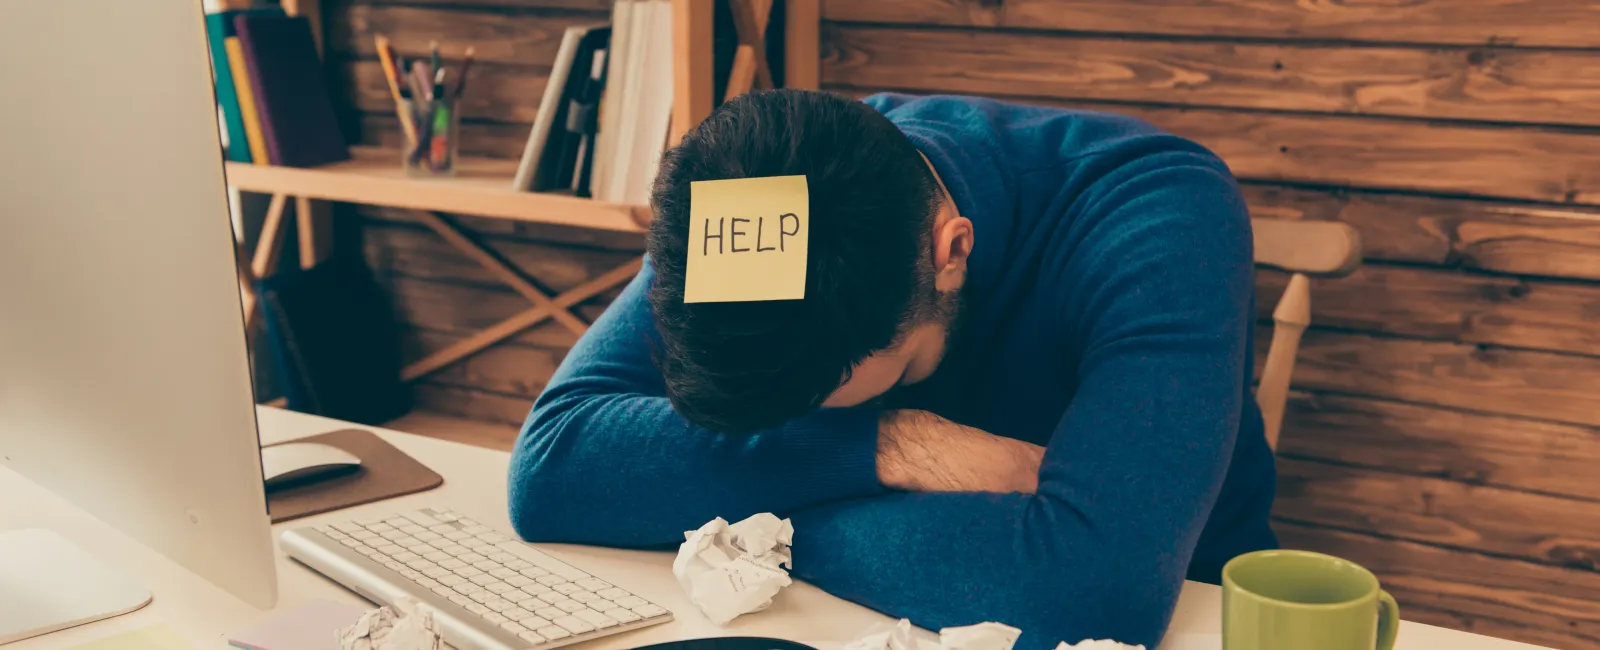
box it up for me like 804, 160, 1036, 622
1376, 590, 1400, 650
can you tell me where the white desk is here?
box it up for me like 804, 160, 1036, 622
1, 407, 1549, 650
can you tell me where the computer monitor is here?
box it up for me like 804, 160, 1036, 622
0, 0, 278, 639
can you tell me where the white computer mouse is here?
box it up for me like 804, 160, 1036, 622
260, 442, 362, 489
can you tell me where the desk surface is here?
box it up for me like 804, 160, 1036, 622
0, 407, 1549, 650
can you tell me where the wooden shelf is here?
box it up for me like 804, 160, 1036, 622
224, 146, 650, 233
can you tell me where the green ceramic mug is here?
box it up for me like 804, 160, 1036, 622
1223, 550, 1400, 650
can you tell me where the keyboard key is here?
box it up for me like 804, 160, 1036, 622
535, 607, 565, 621
423, 567, 451, 579
429, 524, 455, 534
501, 621, 530, 635
404, 511, 442, 527
332, 521, 363, 533
609, 609, 641, 623
433, 511, 461, 522
487, 598, 516, 613
380, 529, 408, 541
519, 567, 549, 578
507, 608, 541, 623
373, 544, 404, 556
463, 524, 493, 535
460, 538, 487, 550
431, 585, 455, 597
466, 603, 491, 616
449, 594, 473, 607
536, 626, 571, 641
470, 574, 499, 586
423, 551, 451, 563
520, 631, 550, 645
459, 553, 488, 565
536, 575, 565, 586
384, 517, 410, 528
504, 559, 533, 571
350, 530, 379, 541
553, 583, 581, 595
613, 596, 648, 609
470, 591, 494, 604
522, 584, 553, 597
438, 574, 466, 587
339, 538, 363, 548
472, 560, 499, 572
484, 612, 509, 624
399, 539, 429, 551
553, 616, 594, 634
368, 522, 395, 533
444, 531, 472, 542
506, 575, 535, 588
382, 560, 405, 572
571, 591, 599, 603
633, 604, 669, 618
489, 567, 518, 580
597, 587, 629, 599
355, 515, 388, 525
536, 592, 565, 604
406, 558, 433, 570
590, 599, 622, 612
575, 609, 619, 628
496, 542, 592, 581
415, 531, 443, 542
418, 577, 440, 589
356, 547, 380, 557
577, 579, 611, 591
399, 569, 422, 581
442, 545, 472, 557
485, 582, 514, 594
439, 558, 466, 570
327, 530, 350, 541
478, 533, 508, 544
455, 566, 484, 578
455, 583, 483, 596
398, 524, 425, 535
392, 551, 420, 563
505, 590, 535, 603
556, 601, 586, 614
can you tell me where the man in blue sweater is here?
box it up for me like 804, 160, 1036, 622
509, 90, 1277, 649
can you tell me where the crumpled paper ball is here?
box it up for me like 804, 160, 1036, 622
337, 597, 443, 650
672, 513, 795, 625
1055, 640, 1144, 650
844, 620, 1021, 650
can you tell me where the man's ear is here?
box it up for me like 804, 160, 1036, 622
932, 211, 974, 292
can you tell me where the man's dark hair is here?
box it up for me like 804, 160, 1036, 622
648, 89, 942, 434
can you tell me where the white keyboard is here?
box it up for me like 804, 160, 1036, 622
280, 508, 673, 650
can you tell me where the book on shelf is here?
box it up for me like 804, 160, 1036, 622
202, 5, 284, 163
224, 36, 272, 165
234, 13, 349, 167
513, 25, 609, 193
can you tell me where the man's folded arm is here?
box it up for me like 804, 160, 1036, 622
508, 263, 884, 548
786, 161, 1255, 650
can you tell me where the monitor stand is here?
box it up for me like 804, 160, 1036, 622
0, 528, 153, 645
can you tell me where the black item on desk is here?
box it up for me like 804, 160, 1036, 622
632, 639, 818, 650
257, 258, 412, 425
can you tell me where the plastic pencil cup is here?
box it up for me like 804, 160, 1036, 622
401, 98, 460, 177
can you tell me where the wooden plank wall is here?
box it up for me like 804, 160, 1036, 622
816, 2, 1600, 647
325, 1, 1600, 647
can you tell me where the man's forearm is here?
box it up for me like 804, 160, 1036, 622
877, 409, 1045, 494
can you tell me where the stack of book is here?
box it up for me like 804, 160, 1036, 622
516, 0, 708, 205
203, 3, 347, 167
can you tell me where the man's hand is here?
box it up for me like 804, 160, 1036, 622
876, 409, 1045, 493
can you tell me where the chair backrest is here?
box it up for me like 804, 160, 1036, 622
1252, 218, 1362, 450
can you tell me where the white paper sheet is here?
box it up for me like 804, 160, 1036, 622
940, 622, 1023, 650
1056, 640, 1145, 650
672, 513, 796, 625
336, 598, 443, 650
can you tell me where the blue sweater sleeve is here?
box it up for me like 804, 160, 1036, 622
508, 262, 884, 547
786, 158, 1254, 650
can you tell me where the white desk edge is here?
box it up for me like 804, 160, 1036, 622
0, 406, 1550, 650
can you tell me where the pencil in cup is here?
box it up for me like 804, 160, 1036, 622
400, 97, 460, 177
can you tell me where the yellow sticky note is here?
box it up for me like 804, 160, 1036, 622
684, 175, 809, 303
68, 625, 193, 650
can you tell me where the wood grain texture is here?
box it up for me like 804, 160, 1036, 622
1279, 392, 1600, 502
360, 204, 646, 251
824, 25, 1600, 126
403, 328, 566, 398
1274, 458, 1600, 570
378, 275, 612, 349
364, 220, 641, 292
339, 0, 611, 12
1275, 521, 1600, 650
1256, 265, 1600, 356
828, 87, 1600, 204
342, 60, 548, 123
1257, 327, 1600, 429
357, 114, 531, 160
822, 0, 1600, 48
329, 3, 606, 66
412, 382, 537, 427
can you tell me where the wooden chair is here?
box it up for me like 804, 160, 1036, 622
1252, 218, 1362, 450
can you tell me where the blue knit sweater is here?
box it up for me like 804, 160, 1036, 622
509, 94, 1278, 649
